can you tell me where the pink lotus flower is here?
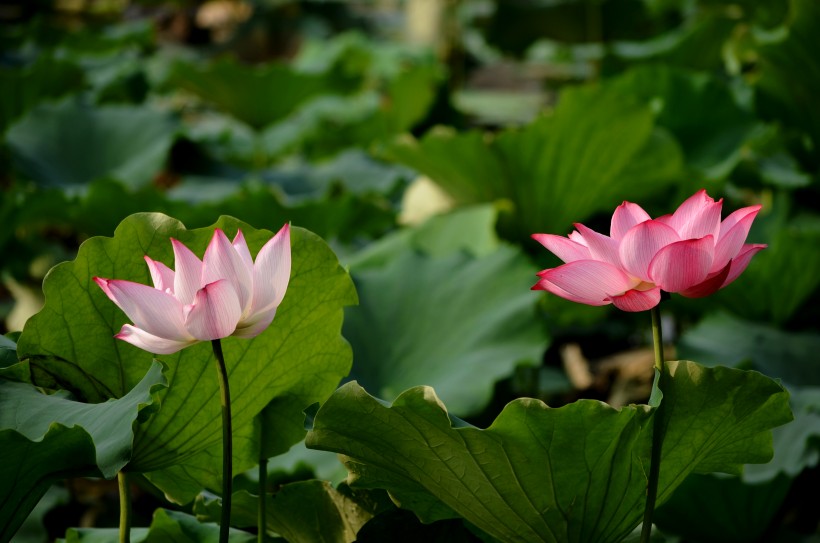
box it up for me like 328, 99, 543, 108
94, 224, 291, 354
532, 190, 766, 312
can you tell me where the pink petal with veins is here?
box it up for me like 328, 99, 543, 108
203, 229, 252, 311
608, 286, 661, 312
116, 324, 195, 355
184, 279, 242, 341
712, 206, 761, 272
722, 244, 767, 287
573, 223, 620, 267
144, 256, 175, 292
619, 220, 680, 281
172, 238, 204, 306
610, 201, 651, 241
535, 260, 635, 306
679, 262, 731, 298
97, 278, 190, 340
531, 233, 590, 263
232, 229, 254, 273
667, 189, 723, 240
232, 306, 278, 339
251, 223, 291, 313
648, 236, 714, 292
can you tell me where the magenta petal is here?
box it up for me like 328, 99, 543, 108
610, 201, 651, 241
184, 279, 242, 341
172, 238, 204, 306
679, 262, 732, 298
573, 223, 620, 266
648, 236, 714, 292
203, 229, 253, 311
116, 324, 195, 355
608, 287, 661, 312
536, 260, 634, 306
251, 223, 291, 313
668, 189, 722, 240
718, 204, 762, 235
144, 256, 175, 292
532, 277, 610, 306
721, 244, 767, 287
531, 233, 590, 263
102, 280, 190, 340
619, 220, 680, 281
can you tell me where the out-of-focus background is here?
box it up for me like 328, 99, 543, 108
2, 0, 819, 541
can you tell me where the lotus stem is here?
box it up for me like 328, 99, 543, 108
640, 305, 666, 543
118, 471, 131, 543
258, 453, 267, 543
212, 339, 232, 543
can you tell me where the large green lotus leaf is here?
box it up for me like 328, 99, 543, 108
60, 508, 253, 543
5, 100, 176, 188
755, 0, 820, 150
168, 59, 332, 130
194, 482, 379, 542
652, 472, 791, 543
306, 360, 791, 543
386, 83, 684, 241
343, 245, 546, 417
16, 214, 357, 502
608, 65, 757, 179
0, 362, 166, 542
0, 55, 84, 133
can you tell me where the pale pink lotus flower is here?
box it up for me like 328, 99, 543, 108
94, 224, 291, 354
532, 190, 766, 312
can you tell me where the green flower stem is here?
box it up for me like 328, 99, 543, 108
118, 471, 131, 543
258, 454, 268, 543
640, 305, 666, 543
212, 339, 232, 543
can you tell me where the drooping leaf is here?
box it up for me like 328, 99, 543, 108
343, 245, 546, 417
306, 361, 791, 543
6, 100, 176, 188
195, 482, 380, 542
16, 214, 357, 504
0, 362, 166, 542
385, 83, 685, 241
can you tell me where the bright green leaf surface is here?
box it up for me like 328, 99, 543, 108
306, 361, 791, 543
344, 245, 545, 417
0, 362, 166, 542
6, 100, 176, 188
195, 482, 378, 542
16, 214, 357, 503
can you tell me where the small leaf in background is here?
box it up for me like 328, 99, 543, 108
0, 362, 166, 541
15, 214, 357, 504
6, 100, 176, 188
306, 361, 791, 543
